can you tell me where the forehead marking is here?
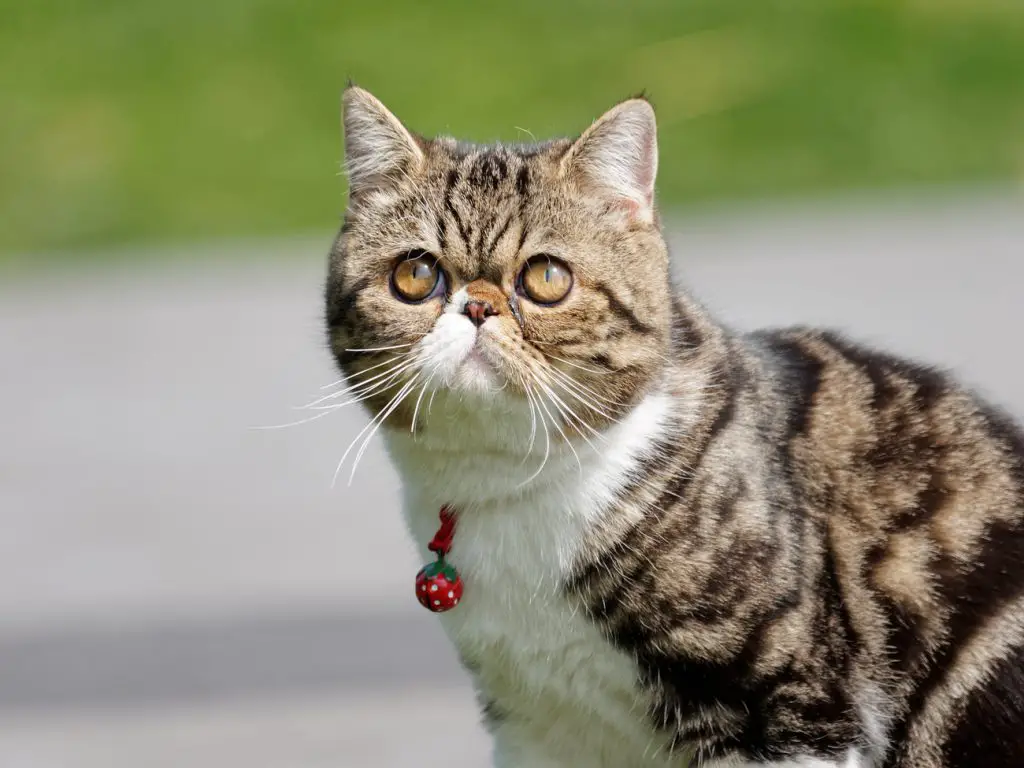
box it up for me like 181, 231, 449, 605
484, 212, 514, 261
515, 166, 530, 197
467, 152, 509, 191
430, 148, 538, 280
443, 168, 471, 249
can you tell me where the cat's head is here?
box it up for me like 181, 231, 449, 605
326, 87, 673, 444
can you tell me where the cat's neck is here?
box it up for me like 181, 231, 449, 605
382, 364, 708, 513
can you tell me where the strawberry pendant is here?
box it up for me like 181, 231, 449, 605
416, 559, 463, 612
416, 505, 463, 613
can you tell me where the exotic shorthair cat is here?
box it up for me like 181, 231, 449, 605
324, 86, 1024, 767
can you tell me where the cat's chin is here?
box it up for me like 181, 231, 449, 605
447, 348, 506, 398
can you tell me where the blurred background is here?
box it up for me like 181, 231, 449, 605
1, 1, 1023, 766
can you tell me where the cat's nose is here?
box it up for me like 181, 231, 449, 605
463, 300, 497, 327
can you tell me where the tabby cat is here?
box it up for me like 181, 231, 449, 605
324, 86, 1024, 767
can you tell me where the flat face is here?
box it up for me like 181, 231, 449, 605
326, 137, 673, 439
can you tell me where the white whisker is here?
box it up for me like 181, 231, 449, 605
251, 409, 340, 430
523, 385, 538, 459
533, 382, 583, 476
308, 358, 407, 403
347, 374, 421, 484
331, 373, 418, 488
519, 383, 552, 487
317, 349, 413, 392
541, 351, 615, 376
304, 354, 421, 409
535, 368, 610, 433
410, 362, 439, 435
535, 376, 603, 455
346, 351, 414, 378
545, 366, 625, 417
301, 380, 406, 412
344, 342, 416, 353
427, 381, 441, 415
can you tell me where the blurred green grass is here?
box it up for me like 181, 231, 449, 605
2, 0, 1023, 258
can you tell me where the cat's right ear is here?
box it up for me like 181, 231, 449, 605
560, 97, 658, 224
342, 86, 425, 195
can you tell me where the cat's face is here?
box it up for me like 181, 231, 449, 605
326, 88, 672, 439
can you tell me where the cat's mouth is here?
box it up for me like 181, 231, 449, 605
449, 339, 504, 395
413, 311, 512, 398
464, 344, 491, 367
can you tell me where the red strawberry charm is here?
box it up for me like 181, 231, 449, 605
416, 559, 463, 612
415, 506, 463, 613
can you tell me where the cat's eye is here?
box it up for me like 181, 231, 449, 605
391, 252, 444, 303
519, 256, 573, 305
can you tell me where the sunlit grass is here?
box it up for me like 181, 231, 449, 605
2, 0, 1023, 257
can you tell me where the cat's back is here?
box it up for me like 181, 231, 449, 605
749, 326, 1024, 527
752, 326, 1024, 767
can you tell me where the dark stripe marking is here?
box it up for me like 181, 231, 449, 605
515, 166, 530, 196
754, 333, 824, 441
593, 283, 655, 336
942, 644, 1024, 767
891, 515, 1024, 757
325, 275, 371, 329
444, 169, 471, 249
484, 213, 513, 260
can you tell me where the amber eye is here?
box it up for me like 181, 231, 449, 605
519, 256, 573, 305
391, 252, 443, 303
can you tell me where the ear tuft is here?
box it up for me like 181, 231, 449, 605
562, 98, 659, 223
342, 87, 424, 194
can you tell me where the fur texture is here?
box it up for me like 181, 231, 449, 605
325, 86, 1024, 767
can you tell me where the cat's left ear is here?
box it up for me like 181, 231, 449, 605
342, 86, 425, 196
561, 97, 658, 224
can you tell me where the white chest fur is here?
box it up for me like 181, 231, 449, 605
385, 389, 684, 766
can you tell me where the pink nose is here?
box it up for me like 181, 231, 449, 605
463, 300, 496, 327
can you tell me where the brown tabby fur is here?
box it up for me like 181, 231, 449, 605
326, 86, 1024, 766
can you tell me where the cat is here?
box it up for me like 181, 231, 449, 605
324, 86, 1024, 767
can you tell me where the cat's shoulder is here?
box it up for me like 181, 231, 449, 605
743, 324, 1024, 461
745, 325, 947, 388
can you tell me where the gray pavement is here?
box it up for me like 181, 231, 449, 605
1, 192, 1022, 767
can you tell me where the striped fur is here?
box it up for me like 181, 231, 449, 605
325, 87, 1024, 766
